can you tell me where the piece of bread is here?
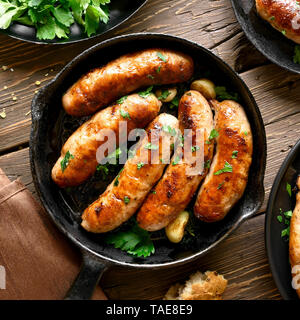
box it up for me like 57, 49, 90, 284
164, 271, 227, 300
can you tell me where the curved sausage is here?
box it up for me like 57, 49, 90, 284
63, 48, 194, 116
81, 113, 179, 233
289, 176, 300, 298
194, 100, 253, 222
52, 94, 161, 188
137, 91, 214, 231
256, 0, 300, 44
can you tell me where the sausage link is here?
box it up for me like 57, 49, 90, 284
81, 113, 179, 233
63, 49, 194, 116
256, 0, 300, 44
137, 91, 214, 231
194, 100, 253, 222
289, 176, 300, 298
52, 94, 161, 188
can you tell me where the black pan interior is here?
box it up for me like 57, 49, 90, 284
231, 0, 300, 74
30, 34, 266, 266
266, 139, 300, 300
0, 0, 147, 44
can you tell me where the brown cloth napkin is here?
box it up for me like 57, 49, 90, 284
0, 168, 107, 300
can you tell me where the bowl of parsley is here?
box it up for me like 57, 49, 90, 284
0, 0, 147, 44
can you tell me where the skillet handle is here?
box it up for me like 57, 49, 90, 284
65, 252, 108, 300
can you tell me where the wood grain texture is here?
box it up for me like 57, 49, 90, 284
0, 0, 299, 300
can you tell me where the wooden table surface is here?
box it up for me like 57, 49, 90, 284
0, 0, 299, 300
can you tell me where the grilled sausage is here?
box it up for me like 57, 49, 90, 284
256, 0, 300, 44
194, 100, 253, 222
52, 94, 161, 188
289, 176, 300, 298
137, 91, 214, 231
63, 49, 194, 116
81, 113, 179, 233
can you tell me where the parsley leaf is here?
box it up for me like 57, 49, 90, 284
120, 109, 131, 119
60, 150, 74, 172
105, 223, 155, 258
294, 45, 300, 64
156, 51, 167, 62
138, 86, 153, 98
144, 143, 159, 150
286, 182, 292, 197
231, 150, 238, 159
116, 95, 127, 104
158, 89, 170, 101
215, 86, 239, 102
214, 161, 232, 175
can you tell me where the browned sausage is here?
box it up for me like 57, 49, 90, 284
256, 0, 300, 44
137, 91, 214, 231
81, 113, 179, 233
194, 100, 253, 222
289, 176, 300, 298
52, 94, 161, 188
63, 49, 194, 116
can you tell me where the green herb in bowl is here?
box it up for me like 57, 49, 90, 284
0, 0, 111, 40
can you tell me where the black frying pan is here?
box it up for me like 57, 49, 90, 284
231, 0, 300, 74
0, 0, 147, 44
266, 139, 300, 300
29, 33, 267, 300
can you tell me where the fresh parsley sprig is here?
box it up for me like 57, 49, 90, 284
0, 0, 111, 40
105, 223, 155, 258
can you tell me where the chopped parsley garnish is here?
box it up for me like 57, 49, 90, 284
151, 190, 156, 194
60, 151, 74, 172
214, 161, 232, 175
191, 146, 200, 152
158, 89, 170, 101
147, 74, 154, 80
286, 182, 292, 197
96, 164, 109, 179
162, 125, 177, 136
294, 45, 300, 64
277, 208, 293, 238
204, 159, 211, 169
137, 162, 145, 170
217, 182, 224, 190
215, 86, 239, 102
244, 131, 248, 136
124, 196, 130, 204
156, 66, 161, 73
117, 96, 128, 104
144, 143, 159, 150
168, 96, 179, 109
114, 167, 124, 186
138, 86, 153, 98
120, 109, 131, 119
156, 52, 167, 62
105, 222, 155, 258
205, 129, 219, 144
172, 155, 181, 165
232, 150, 238, 159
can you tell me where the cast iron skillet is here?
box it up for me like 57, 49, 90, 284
30, 33, 267, 300
231, 0, 300, 74
266, 139, 300, 300
0, 0, 147, 44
